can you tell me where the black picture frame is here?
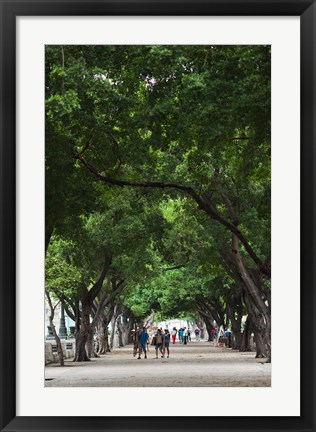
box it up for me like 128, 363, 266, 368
0, 1, 315, 431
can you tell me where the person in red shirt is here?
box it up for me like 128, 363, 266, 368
171, 327, 177, 344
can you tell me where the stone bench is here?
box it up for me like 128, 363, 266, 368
45, 340, 76, 364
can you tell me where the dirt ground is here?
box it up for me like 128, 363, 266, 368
45, 340, 271, 387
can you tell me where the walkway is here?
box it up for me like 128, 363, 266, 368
45, 340, 271, 387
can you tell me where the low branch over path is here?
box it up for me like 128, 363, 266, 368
75, 152, 270, 278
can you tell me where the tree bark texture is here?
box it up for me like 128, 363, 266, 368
46, 293, 64, 366
86, 327, 99, 358
97, 320, 107, 355
198, 313, 215, 341
110, 303, 121, 349
232, 235, 271, 362
73, 309, 91, 362
117, 318, 124, 348
96, 298, 115, 355
226, 290, 243, 350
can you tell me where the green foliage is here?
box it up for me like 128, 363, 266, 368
45, 45, 271, 321
45, 237, 83, 300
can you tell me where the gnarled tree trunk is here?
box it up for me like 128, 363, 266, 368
226, 290, 243, 350
232, 235, 271, 362
97, 302, 115, 355
110, 303, 121, 349
243, 293, 271, 359
121, 311, 134, 345
73, 306, 91, 362
97, 320, 107, 354
46, 293, 64, 366
117, 318, 124, 347
86, 326, 99, 358
198, 312, 215, 341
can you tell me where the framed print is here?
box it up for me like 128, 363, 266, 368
0, 1, 315, 431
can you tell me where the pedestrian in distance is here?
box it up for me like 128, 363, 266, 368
164, 329, 171, 358
132, 326, 140, 357
137, 327, 149, 359
225, 327, 232, 348
171, 327, 177, 344
179, 328, 184, 343
214, 326, 219, 347
154, 328, 165, 358
187, 328, 191, 342
194, 327, 200, 341
183, 327, 188, 345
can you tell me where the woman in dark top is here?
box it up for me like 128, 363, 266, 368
164, 329, 171, 358
154, 328, 165, 359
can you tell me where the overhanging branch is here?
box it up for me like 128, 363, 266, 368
74, 153, 270, 277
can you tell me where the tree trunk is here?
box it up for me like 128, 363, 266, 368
97, 320, 107, 355
45, 227, 53, 254
74, 330, 90, 361
121, 312, 134, 345
46, 293, 64, 366
110, 303, 122, 349
117, 318, 124, 347
95, 295, 115, 355
97, 317, 111, 354
227, 292, 243, 350
200, 314, 214, 341
239, 316, 252, 352
73, 260, 115, 361
104, 326, 111, 352
143, 311, 155, 329
245, 296, 271, 360
74, 301, 80, 336
86, 326, 98, 358
110, 317, 116, 350
232, 235, 271, 362
231, 329, 242, 350
73, 311, 90, 362
50, 321, 64, 366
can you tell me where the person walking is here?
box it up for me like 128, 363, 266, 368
214, 326, 218, 347
187, 328, 191, 342
179, 328, 184, 343
171, 327, 177, 344
225, 327, 232, 348
154, 328, 165, 359
164, 329, 171, 358
194, 327, 200, 341
132, 326, 140, 357
138, 327, 149, 359
183, 327, 188, 345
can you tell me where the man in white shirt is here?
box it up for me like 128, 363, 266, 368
183, 327, 188, 345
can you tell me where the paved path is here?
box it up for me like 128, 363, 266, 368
45, 340, 271, 387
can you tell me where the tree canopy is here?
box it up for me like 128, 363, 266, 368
45, 44, 271, 360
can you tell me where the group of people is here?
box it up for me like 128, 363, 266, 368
152, 328, 171, 359
132, 327, 171, 359
132, 324, 234, 360
210, 326, 232, 347
170, 326, 201, 344
132, 325, 204, 359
